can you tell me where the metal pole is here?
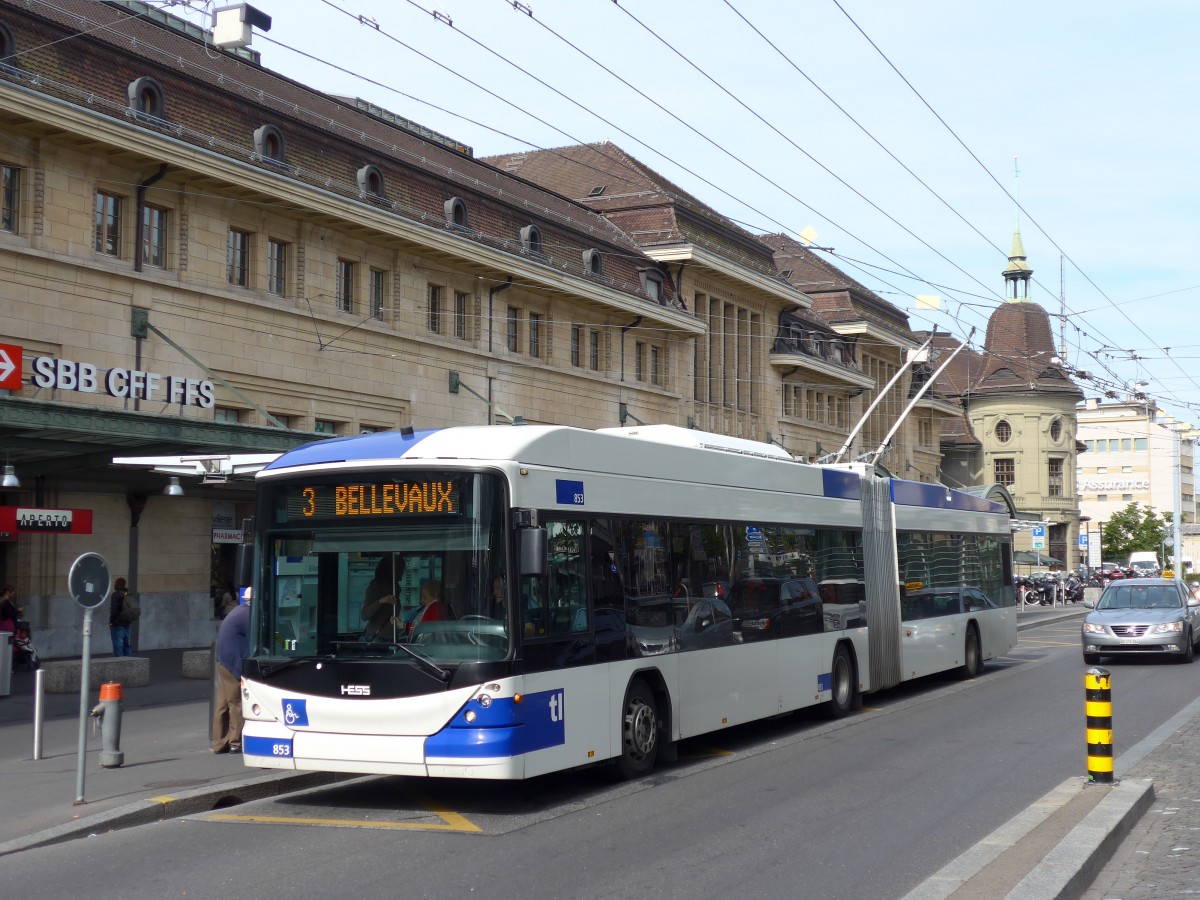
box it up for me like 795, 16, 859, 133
74, 607, 93, 805
1173, 428, 1182, 576
33, 668, 45, 760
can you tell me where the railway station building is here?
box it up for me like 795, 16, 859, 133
0, 0, 986, 656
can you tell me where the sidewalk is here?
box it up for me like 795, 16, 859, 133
0, 648, 327, 856
907, 603, 1200, 899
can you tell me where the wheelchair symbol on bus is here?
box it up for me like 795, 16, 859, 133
282, 698, 309, 727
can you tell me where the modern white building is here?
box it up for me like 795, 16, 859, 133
1076, 397, 1198, 568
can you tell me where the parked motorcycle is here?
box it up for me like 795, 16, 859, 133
1016, 574, 1039, 606
1063, 574, 1084, 604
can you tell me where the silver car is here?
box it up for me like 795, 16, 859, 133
1081, 578, 1200, 664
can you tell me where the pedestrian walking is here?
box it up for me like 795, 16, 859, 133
211, 588, 251, 754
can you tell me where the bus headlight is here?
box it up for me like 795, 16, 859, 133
464, 710, 477, 723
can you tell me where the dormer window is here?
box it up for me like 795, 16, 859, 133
444, 196, 468, 229
253, 124, 287, 165
127, 76, 165, 122
520, 224, 543, 256
582, 248, 603, 277
0, 21, 18, 73
357, 164, 385, 199
639, 269, 664, 303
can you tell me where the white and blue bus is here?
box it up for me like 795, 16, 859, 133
240, 424, 1016, 779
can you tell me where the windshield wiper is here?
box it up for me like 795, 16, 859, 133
259, 656, 322, 678
328, 640, 450, 682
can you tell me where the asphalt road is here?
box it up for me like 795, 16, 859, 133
8, 617, 1198, 900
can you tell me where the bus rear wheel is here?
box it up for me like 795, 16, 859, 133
616, 679, 659, 779
826, 646, 854, 719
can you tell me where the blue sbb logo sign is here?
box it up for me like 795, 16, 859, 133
282, 698, 309, 728
556, 479, 585, 506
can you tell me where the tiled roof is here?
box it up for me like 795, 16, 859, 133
2, 0, 676, 306
975, 302, 1083, 397
484, 142, 781, 275
759, 234, 913, 335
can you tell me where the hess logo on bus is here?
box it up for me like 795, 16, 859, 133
340, 684, 371, 696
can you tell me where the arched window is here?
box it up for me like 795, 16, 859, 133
0, 21, 17, 72
582, 248, 603, 276
1050, 418, 1062, 442
444, 196, 468, 229
127, 76, 165, 121
520, 224, 543, 256
996, 419, 1012, 443
357, 164, 385, 199
253, 124, 287, 164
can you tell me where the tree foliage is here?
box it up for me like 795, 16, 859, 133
1100, 503, 1169, 563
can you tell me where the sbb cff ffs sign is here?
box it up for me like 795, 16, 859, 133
0, 507, 94, 534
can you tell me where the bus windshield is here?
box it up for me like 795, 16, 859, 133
256, 469, 511, 664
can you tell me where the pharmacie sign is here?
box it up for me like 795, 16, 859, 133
30, 354, 215, 408
0, 506, 94, 534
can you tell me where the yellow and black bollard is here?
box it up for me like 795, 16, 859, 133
1085, 667, 1113, 784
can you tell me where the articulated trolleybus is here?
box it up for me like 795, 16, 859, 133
240, 424, 1016, 779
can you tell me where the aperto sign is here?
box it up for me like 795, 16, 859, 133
0, 506, 94, 534
30, 355, 215, 409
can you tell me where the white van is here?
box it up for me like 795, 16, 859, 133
1128, 551, 1161, 577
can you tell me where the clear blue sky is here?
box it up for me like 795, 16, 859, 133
172, 0, 1200, 422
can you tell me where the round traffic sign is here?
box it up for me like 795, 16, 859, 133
68, 552, 111, 610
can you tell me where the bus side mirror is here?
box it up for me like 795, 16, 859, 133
519, 527, 547, 577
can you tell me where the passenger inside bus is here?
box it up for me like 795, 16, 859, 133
362, 554, 405, 641
413, 580, 450, 626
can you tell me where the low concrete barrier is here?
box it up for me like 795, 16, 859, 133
42, 657, 150, 693
181, 649, 211, 679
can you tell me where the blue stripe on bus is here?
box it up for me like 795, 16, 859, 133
425, 688, 566, 759
263, 429, 442, 471
822, 468, 861, 500
890, 478, 1004, 513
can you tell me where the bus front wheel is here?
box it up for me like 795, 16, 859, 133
616, 679, 659, 779
826, 646, 854, 719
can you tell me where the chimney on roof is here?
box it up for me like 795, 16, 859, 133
212, 4, 272, 50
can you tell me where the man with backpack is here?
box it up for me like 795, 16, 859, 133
108, 577, 139, 656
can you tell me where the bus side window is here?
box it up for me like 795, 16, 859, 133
546, 519, 587, 634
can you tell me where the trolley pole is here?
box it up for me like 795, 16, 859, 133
1086, 667, 1114, 784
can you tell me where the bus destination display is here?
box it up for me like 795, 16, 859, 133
286, 479, 460, 521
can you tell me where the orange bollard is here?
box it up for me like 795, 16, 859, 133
99, 681, 123, 702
